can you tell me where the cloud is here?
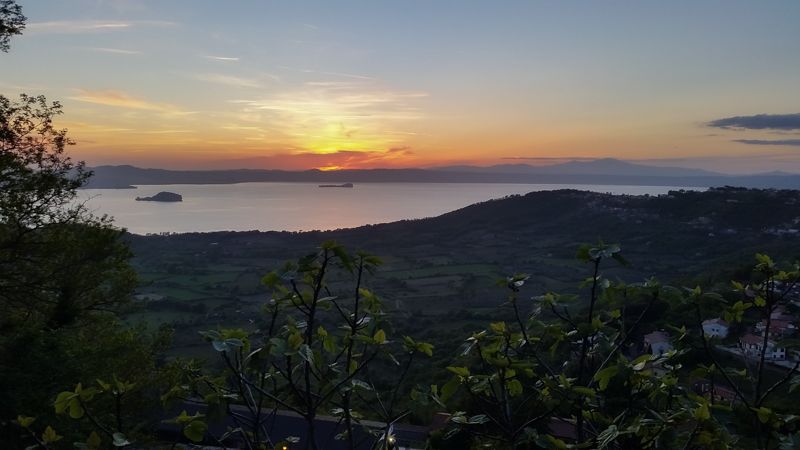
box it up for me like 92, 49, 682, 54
279, 66, 377, 80
707, 113, 800, 131
87, 47, 141, 54
206, 56, 240, 61
732, 139, 800, 146
195, 73, 261, 88
230, 81, 426, 148
210, 149, 419, 171
388, 146, 413, 155
25, 20, 172, 34
70, 89, 178, 112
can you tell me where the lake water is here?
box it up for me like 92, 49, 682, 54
79, 182, 705, 234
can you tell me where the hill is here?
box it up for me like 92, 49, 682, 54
125, 186, 800, 361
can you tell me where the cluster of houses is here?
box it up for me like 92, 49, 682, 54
639, 303, 799, 404
642, 305, 797, 363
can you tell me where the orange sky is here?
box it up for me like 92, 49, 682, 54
3, 2, 800, 173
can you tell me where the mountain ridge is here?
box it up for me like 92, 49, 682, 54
430, 158, 726, 177
81, 161, 800, 190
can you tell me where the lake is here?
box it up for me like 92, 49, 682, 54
79, 182, 705, 234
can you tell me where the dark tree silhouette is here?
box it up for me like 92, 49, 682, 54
0, 0, 25, 52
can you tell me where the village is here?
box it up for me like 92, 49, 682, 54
640, 280, 800, 404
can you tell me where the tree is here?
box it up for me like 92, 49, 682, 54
435, 241, 800, 449
0, 94, 137, 333
163, 241, 433, 450
0, 94, 174, 448
0, 0, 25, 52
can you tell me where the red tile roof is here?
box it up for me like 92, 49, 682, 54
739, 334, 764, 346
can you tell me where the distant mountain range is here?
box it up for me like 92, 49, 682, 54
82, 159, 800, 190
432, 159, 724, 177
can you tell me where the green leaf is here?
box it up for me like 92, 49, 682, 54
261, 271, 281, 287
323, 336, 336, 354
507, 379, 523, 396
112, 432, 133, 447
225, 338, 244, 347
68, 402, 85, 419
596, 425, 619, 449
755, 407, 772, 424
183, 420, 208, 443
611, 252, 630, 266
212, 339, 230, 352
440, 377, 461, 403
42, 426, 62, 444
364, 255, 383, 266
15, 415, 35, 428
593, 366, 618, 391
572, 387, 597, 397
288, 331, 303, 349
96, 379, 111, 391
87, 431, 101, 448
490, 322, 506, 333
54, 391, 77, 414
447, 366, 470, 377
694, 403, 710, 421
373, 329, 386, 344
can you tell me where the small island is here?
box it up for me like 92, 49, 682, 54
319, 183, 354, 188
135, 191, 183, 202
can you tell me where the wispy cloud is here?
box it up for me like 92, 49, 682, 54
278, 66, 376, 80
141, 129, 193, 134
86, 47, 141, 54
70, 89, 178, 112
733, 139, 800, 146
707, 113, 800, 131
205, 56, 240, 61
25, 20, 173, 34
212, 149, 420, 171
388, 146, 414, 156
195, 73, 261, 88
232, 82, 426, 122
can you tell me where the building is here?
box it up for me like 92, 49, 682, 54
643, 331, 672, 356
739, 334, 786, 360
691, 379, 737, 403
702, 318, 730, 338
755, 319, 795, 339
643, 361, 669, 377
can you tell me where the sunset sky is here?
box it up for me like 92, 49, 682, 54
2, 1, 800, 173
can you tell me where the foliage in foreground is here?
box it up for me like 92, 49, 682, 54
1, 93, 174, 448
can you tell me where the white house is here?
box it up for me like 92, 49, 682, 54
739, 334, 786, 360
643, 331, 672, 356
702, 318, 730, 338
